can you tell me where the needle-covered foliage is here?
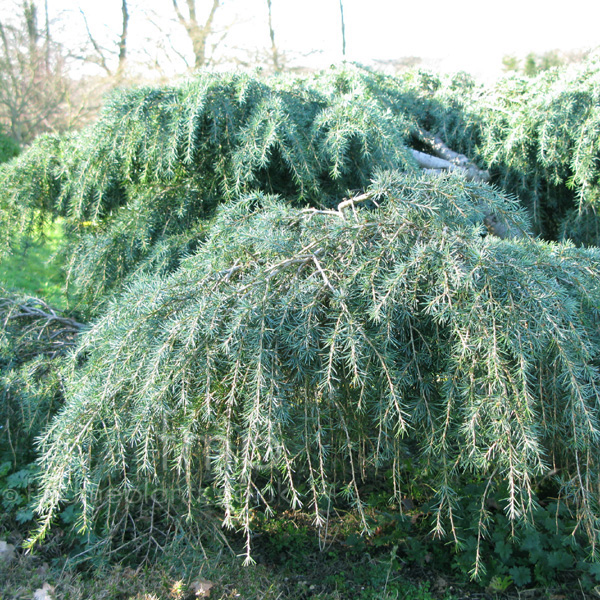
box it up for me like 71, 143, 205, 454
2, 64, 600, 578
412, 51, 600, 245
0, 69, 422, 313
32, 171, 600, 573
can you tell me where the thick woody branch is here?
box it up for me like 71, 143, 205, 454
417, 127, 470, 167
411, 149, 454, 171
412, 128, 490, 183
408, 130, 527, 238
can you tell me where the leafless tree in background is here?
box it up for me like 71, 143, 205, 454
0, 0, 377, 146
339, 0, 346, 58
79, 0, 130, 77
171, 0, 221, 69
0, 1, 70, 144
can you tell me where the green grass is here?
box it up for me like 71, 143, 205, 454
0, 219, 68, 308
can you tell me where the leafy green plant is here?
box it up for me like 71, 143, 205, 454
438, 486, 600, 588
0, 461, 38, 529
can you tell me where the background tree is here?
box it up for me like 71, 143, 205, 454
0, 131, 19, 163
501, 54, 519, 73
501, 48, 590, 76
339, 0, 346, 58
78, 0, 130, 78
0, 1, 70, 144
265, 0, 280, 72
171, 0, 221, 69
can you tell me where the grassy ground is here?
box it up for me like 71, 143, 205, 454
0, 219, 68, 308
0, 542, 466, 600
1, 509, 593, 600
0, 513, 456, 600
0, 539, 590, 600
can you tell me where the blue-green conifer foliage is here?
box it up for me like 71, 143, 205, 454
2, 64, 600, 573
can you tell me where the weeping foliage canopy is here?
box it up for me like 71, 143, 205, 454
2, 62, 600, 573
416, 51, 600, 244
33, 172, 600, 568
0, 69, 419, 312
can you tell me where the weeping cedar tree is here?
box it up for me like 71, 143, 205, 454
32, 174, 600, 573
2, 65, 600, 575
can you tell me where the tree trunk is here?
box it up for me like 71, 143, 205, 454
43, 0, 50, 72
266, 0, 280, 72
172, 0, 220, 70
117, 0, 129, 76
339, 0, 346, 58
24, 2, 38, 49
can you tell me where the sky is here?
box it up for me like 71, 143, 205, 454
262, 0, 600, 77
30, 0, 600, 79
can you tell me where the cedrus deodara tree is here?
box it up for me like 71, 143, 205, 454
1, 64, 600, 576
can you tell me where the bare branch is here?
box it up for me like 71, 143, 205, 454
78, 8, 111, 75
170, 0, 221, 69
186, 0, 198, 25
0, 295, 85, 360
171, 0, 186, 27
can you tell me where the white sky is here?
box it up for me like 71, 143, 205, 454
259, 0, 600, 76
21, 0, 600, 79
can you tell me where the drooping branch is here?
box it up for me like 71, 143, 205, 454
29, 176, 599, 564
